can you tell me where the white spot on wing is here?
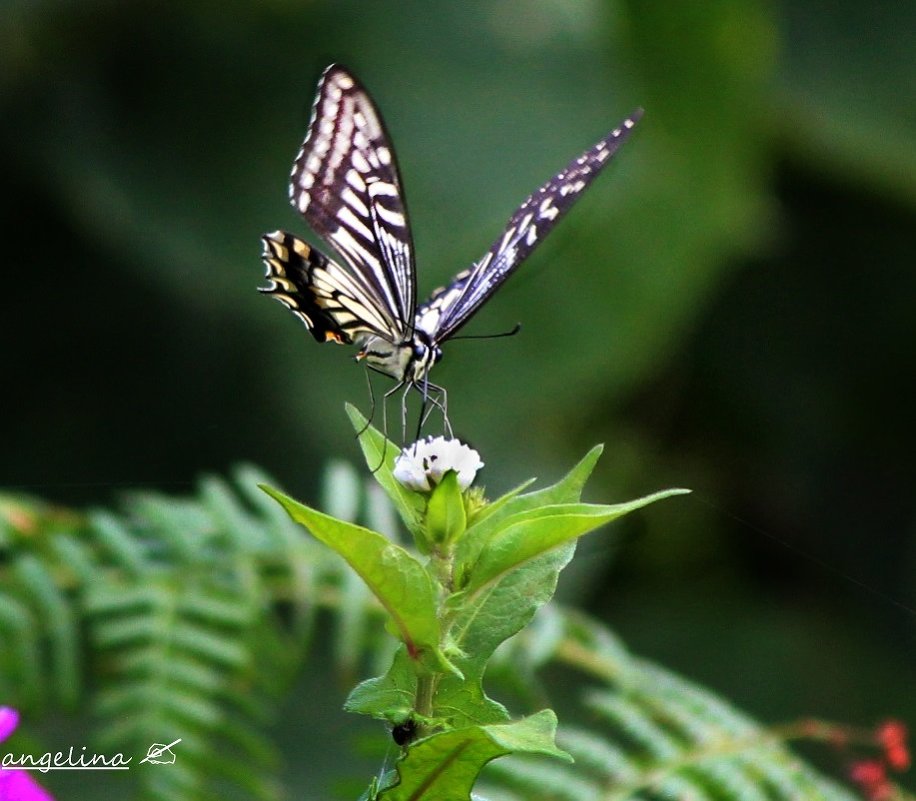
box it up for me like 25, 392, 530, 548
340, 187, 369, 218
368, 180, 398, 197
346, 169, 366, 191
539, 198, 558, 220
374, 204, 405, 227
351, 151, 370, 173
337, 205, 374, 240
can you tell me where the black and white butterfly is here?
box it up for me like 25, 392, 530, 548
261, 64, 641, 435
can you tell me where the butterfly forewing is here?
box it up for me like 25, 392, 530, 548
289, 65, 416, 338
416, 109, 643, 342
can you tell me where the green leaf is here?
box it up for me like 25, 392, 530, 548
345, 642, 464, 724
348, 584, 521, 728
344, 647, 417, 719
379, 710, 570, 800
463, 490, 689, 594
426, 471, 466, 546
457, 445, 605, 578
259, 484, 440, 658
478, 710, 570, 760
466, 477, 536, 528
515, 444, 605, 507
345, 404, 425, 537
434, 544, 575, 728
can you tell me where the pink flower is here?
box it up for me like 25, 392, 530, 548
0, 707, 54, 801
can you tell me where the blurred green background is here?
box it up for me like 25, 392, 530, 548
2, 0, 914, 791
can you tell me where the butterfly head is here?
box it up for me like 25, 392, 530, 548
408, 330, 443, 383
355, 329, 442, 385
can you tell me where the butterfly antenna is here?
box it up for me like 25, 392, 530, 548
447, 322, 522, 342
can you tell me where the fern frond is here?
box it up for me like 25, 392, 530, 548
1, 469, 347, 801
484, 608, 865, 801
82, 475, 319, 801
0, 495, 86, 709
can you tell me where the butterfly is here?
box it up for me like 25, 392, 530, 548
261, 64, 642, 436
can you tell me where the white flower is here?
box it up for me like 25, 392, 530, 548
392, 437, 484, 492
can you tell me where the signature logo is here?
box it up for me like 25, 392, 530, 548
139, 739, 182, 765
1, 738, 182, 772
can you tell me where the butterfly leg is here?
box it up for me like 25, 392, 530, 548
361, 377, 407, 473
399, 381, 414, 443
416, 377, 452, 439
355, 369, 378, 439
415, 374, 430, 441
432, 383, 453, 438
359, 371, 395, 473
415, 373, 434, 440
378, 378, 411, 466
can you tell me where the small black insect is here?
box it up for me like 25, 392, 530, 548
391, 717, 418, 746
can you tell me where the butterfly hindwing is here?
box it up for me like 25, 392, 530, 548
416, 109, 644, 341
288, 64, 416, 338
261, 230, 396, 344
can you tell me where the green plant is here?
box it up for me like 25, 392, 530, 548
0, 407, 910, 800
262, 406, 686, 799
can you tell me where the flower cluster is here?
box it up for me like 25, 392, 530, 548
393, 437, 483, 492
849, 760, 892, 801
877, 720, 910, 772
847, 720, 910, 801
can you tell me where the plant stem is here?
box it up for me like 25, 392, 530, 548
430, 545, 454, 593
415, 673, 435, 720
411, 542, 455, 735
